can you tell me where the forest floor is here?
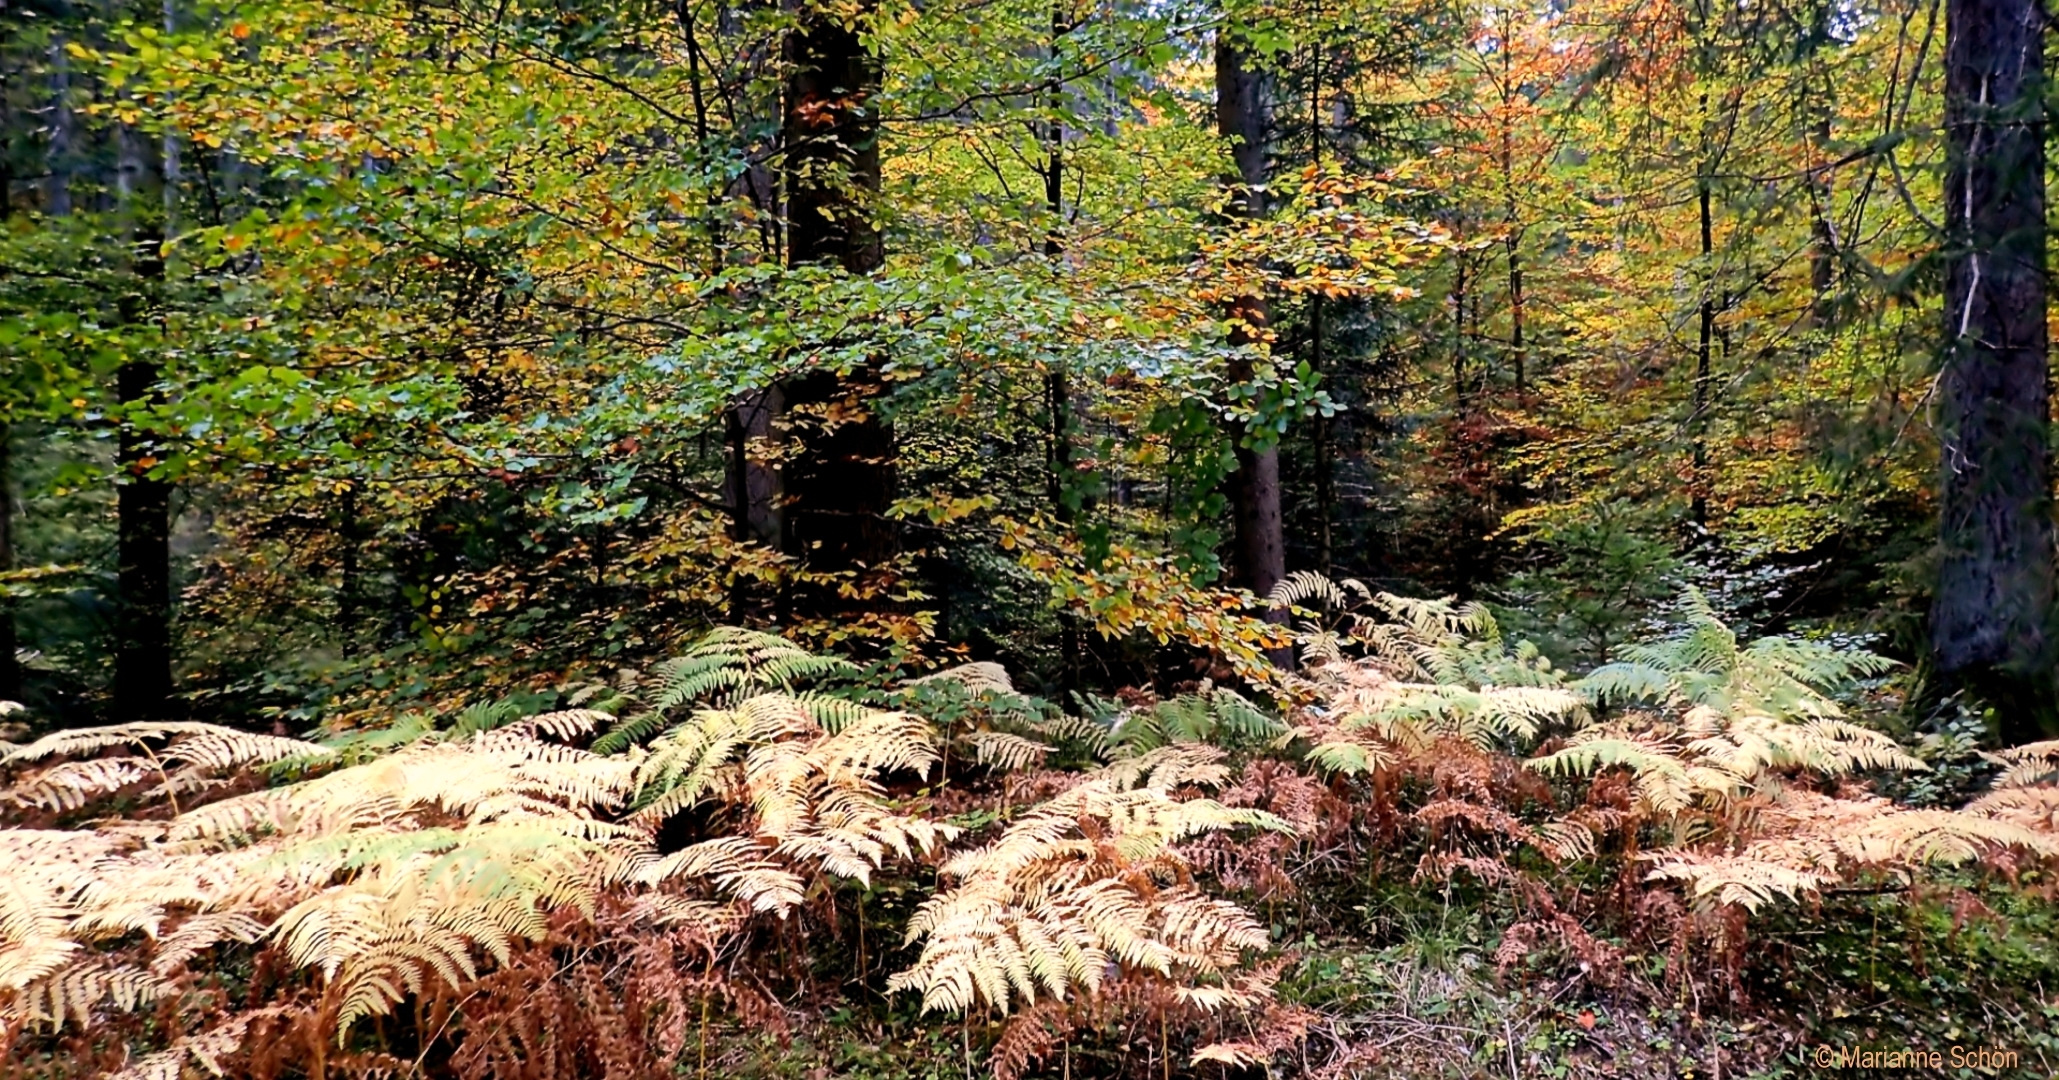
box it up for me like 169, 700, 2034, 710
719, 876, 2059, 1079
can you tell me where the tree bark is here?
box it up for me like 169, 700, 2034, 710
0, 422, 18, 704
115, 235, 174, 722
778, 0, 897, 597
727, 386, 786, 549
1045, 1, 1087, 691
1932, 0, 2055, 742
44, 40, 74, 217
1214, 29, 1287, 634
0, 101, 17, 703
1691, 151, 1713, 529
113, 58, 175, 720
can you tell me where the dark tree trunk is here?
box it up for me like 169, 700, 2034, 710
1307, 40, 1334, 576
1932, 0, 2055, 742
1805, 1, 1838, 328
1045, 1, 1086, 692
0, 111, 17, 703
778, 0, 896, 597
1691, 161, 1713, 529
1451, 250, 1467, 407
1500, 86, 1525, 394
1214, 30, 1288, 639
338, 487, 361, 655
115, 236, 174, 722
727, 387, 786, 549
0, 422, 18, 704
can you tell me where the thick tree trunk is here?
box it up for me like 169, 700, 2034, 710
115, 306, 174, 719
1932, 0, 2055, 742
0, 109, 17, 703
113, 75, 175, 720
1214, 31, 1287, 626
727, 387, 786, 549
0, 422, 18, 704
778, 0, 896, 596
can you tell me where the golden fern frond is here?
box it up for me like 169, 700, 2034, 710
1835, 808, 2059, 866
109, 1009, 279, 1080
803, 710, 942, 780
1642, 853, 1837, 913
963, 732, 1051, 772
1528, 734, 1722, 816
892, 748, 1287, 1016
3, 759, 156, 810
1268, 569, 1356, 610
1, 723, 224, 765
14, 961, 167, 1030
1093, 743, 1239, 794
1025, 713, 1112, 759
789, 692, 876, 734
148, 912, 269, 975
515, 709, 614, 742
908, 661, 1015, 695
612, 835, 808, 912
1533, 820, 1597, 861
1986, 739, 2059, 789
1, 723, 330, 772
1301, 736, 1396, 777
1687, 713, 1926, 780
1964, 786, 2059, 832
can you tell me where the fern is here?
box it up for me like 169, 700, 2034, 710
889, 746, 1289, 1016
592, 628, 861, 753
1107, 687, 1289, 755
1577, 590, 1893, 722
1987, 739, 2059, 789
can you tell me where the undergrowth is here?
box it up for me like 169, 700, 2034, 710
2, 590, 2055, 1078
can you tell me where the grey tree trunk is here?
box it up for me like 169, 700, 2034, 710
1932, 0, 2055, 743
45, 41, 74, 216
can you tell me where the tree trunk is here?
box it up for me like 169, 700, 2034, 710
1932, 0, 2055, 742
1807, 109, 1836, 326
113, 65, 174, 720
1691, 121, 1714, 529
1214, 30, 1287, 634
0, 422, 18, 704
1500, 44, 1525, 395
1307, 38, 1333, 577
779, 0, 896, 598
727, 387, 786, 549
44, 40, 74, 217
0, 104, 17, 703
115, 246, 174, 722
1045, 1, 1086, 692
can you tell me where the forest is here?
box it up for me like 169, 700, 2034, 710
3, 0, 2059, 1074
